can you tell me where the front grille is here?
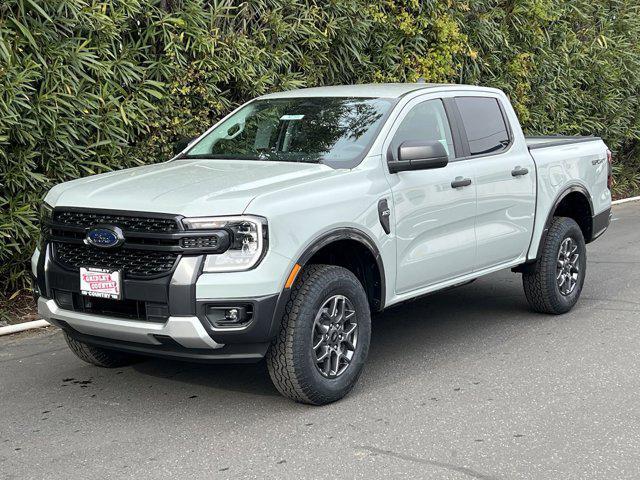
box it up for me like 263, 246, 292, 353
53, 242, 179, 278
47, 209, 225, 281
53, 210, 179, 233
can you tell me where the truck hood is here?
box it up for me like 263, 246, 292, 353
46, 159, 338, 217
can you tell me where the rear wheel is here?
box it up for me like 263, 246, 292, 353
522, 216, 587, 314
266, 265, 371, 405
64, 332, 139, 368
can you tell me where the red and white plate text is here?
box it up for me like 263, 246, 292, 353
80, 267, 121, 300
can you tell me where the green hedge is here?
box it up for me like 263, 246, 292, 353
1, 0, 639, 299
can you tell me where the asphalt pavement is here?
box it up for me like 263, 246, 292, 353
1, 202, 639, 479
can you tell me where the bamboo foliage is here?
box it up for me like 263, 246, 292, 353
1, 0, 639, 298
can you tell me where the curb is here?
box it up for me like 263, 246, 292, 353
612, 195, 640, 205
0, 319, 50, 337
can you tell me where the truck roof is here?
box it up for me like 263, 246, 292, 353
259, 83, 499, 99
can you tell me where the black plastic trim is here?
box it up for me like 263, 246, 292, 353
533, 184, 594, 261
36, 243, 49, 298
526, 136, 602, 150
169, 256, 204, 316
43, 252, 173, 305
195, 294, 280, 344
50, 241, 183, 281
45, 207, 235, 255
46, 229, 231, 254
378, 199, 391, 234
295, 227, 386, 312
29, 271, 40, 303
591, 207, 611, 241
451, 178, 472, 188
58, 321, 269, 364
442, 98, 466, 159
51, 206, 184, 228
269, 288, 292, 338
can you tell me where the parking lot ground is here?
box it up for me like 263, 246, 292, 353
1, 202, 639, 479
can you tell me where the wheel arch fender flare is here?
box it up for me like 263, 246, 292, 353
534, 184, 594, 260
267, 228, 387, 339
294, 227, 386, 310
298, 227, 384, 265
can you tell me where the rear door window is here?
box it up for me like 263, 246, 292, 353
454, 97, 510, 155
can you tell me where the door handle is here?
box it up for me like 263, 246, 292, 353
451, 177, 472, 188
511, 166, 529, 177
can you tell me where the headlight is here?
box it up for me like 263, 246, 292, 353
182, 215, 267, 272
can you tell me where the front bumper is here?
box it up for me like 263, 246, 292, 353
39, 297, 221, 349
35, 244, 288, 363
39, 298, 270, 363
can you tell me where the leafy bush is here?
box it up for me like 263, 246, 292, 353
1, 0, 639, 300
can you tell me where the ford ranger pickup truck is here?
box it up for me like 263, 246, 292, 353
33, 84, 612, 404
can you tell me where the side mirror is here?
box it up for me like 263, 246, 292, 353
388, 140, 449, 173
173, 137, 196, 155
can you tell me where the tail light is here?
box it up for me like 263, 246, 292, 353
606, 149, 613, 190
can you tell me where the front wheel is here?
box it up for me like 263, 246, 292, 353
266, 265, 371, 405
522, 216, 587, 314
64, 332, 139, 368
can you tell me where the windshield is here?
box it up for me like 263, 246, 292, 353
182, 97, 393, 168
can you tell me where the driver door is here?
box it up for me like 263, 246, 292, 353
385, 98, 477, 294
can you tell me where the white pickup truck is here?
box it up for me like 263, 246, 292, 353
34, 83, 612, 404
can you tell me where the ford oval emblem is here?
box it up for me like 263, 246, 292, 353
85, 226, 125, 249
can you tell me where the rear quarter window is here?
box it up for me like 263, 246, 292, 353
455, 97, 510, 156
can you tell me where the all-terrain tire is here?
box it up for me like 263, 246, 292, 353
523, 216, 587, 314
64, 332, 139, 368
266, 265, 371, 405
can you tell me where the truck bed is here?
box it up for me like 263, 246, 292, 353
525, 135, 602, 150
525, 134, 610, 262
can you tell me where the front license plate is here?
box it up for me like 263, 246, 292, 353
80, 267, 122, 300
